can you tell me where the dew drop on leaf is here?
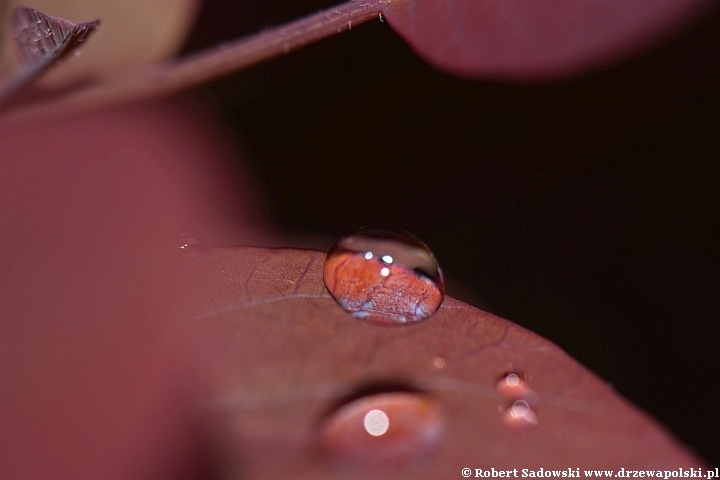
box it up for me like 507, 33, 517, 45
501, 399, 539, 432
178, 235, 204, 252
323, 228, 444, 326
317, 392, 444, 467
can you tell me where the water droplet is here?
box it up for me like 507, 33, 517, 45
178, 235, 204, 252
496, 372, 531, 400
323, 228, 444, 326
317, 392, 444, 467
501, 400, 538, 432
433, 357, 446, 369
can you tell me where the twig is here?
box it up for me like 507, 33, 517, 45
0, 0, 385, 124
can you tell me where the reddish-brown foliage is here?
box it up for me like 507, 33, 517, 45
382, 0, 716, 81
182, 246, 707, 478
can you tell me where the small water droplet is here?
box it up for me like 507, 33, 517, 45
323, 228, 444, 326
496, 372, 531, 400
317, 392, 444, 467
501, 400, 538, 432
433, 356, 446, 369
178, 235, 204, 252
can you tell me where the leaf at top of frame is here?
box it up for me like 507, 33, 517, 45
381, 0, 716, 82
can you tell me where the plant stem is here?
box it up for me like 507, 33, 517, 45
0, 0, 385, 124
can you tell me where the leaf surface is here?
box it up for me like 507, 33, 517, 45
381, 0, 716, 81
184, 246, 706, 479
13, 7, 98, 67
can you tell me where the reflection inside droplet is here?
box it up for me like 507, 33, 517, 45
510, 399, 530, 417
318, 391, 444, 467
363, 409, 389, 436
501, 399, 539, 432
323, 228, 444, 326
496, 372, 532, 400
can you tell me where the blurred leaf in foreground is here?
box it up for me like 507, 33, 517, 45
381, 0, 717, 81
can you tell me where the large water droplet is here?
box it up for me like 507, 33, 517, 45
323, 228, 444, 326
317, 392, 444, 467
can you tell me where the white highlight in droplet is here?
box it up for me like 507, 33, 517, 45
364, 251, 373, 260
505, 373, 520, 387
380, 267, 390, 276
363, 409, 390, 436
510, 400, 530, 418
381, 254, 394, 264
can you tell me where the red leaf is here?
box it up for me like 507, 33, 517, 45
183, 246, 707, 478
0, 99, 266, 478
381, 0, 716, 81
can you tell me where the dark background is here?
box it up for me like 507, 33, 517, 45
182, 1, 719, 466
